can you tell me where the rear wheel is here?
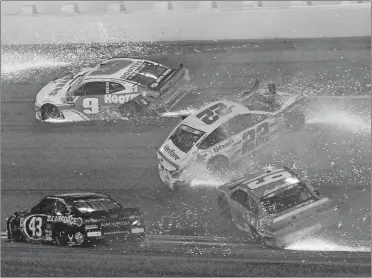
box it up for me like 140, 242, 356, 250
285, 108, 305, 131
119, 102, 144, 117
53, 229, 68, 246
8, 218, 23, 241
249, 226, 278, 248
217, 194, 232, 219
207, 156, 231, 177
41, 104, 63, 121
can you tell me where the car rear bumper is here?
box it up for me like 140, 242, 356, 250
274, 207, 339, 247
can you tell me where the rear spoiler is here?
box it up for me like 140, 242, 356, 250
240, 79, 278, 97
154, 64, 187, 91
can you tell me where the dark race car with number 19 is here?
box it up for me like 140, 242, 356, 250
6, 192, 145, 246
157, 80, 308, 188
217, 165, 339, 248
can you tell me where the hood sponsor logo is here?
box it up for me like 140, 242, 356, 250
293, 213, 319, 227
213, 138, 234, 153
121, 61, 143, 80
104, 94, 136, 104
101, 220, 130, 228
47, 215, 83, 227
49, 75, 73, 96
163, 145, 180, 160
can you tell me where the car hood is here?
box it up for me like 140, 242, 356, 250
158, 140, 190, 169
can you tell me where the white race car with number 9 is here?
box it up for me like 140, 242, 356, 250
34, 57, 191, 122
157, 80, 307, 188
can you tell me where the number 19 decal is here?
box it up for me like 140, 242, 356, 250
82, 98, 99, 114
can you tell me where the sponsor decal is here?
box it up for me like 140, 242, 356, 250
105, 230, 128, 235
192, 151, 212, 162
85, 224, 98, 230
131, 227, 145, 234
293, 213, 319, 227
87, 231, 102, 237
163, 145, 180, 160
139, 98, 149, 106
47, 215, 83, 227
101, 220, 130, 228
120, 61, 143, 80
104, 94, 136, 104
67, 233, 74, 242
49, 75, 73, 96
213, 138, 234, 153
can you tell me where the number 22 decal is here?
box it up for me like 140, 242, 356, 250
196, 103, 233, 125
28, 216, 43, 237
242, 122, 270, 154
82, 98, 99, 114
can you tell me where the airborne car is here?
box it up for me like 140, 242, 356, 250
6, 192, 145, 246
35, 57, 191, 122
217, 166, 339, 248
157, 81, 307, 188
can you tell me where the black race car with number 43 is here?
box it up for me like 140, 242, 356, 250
6, 192, 145, 246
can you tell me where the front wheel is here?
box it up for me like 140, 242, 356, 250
217, 194, 232, 219
41, 104, 64, 121
53, 229, 68, 246
119, 102, 144, 117
207, 156, 231, 177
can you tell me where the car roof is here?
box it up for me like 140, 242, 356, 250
222, 167, 300, 198
50, 192, 110, 201
82, 57, 170, 81
182, 100, 268, 134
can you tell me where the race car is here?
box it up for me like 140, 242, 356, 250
34, 57, 191, 122
6, 192, 145, 246
157, 80, 307, 188
217, 165, 339, 248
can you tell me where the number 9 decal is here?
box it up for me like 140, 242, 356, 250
82, 98, 99, 114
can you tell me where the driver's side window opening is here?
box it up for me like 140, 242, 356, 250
74, 82, 107, 96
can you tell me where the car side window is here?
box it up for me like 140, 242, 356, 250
74, 82, 107, 96
223, 115, 253, 136
38, 198, 57, 214
198, 127, 228, 150
109, 82, 126, 94
231, 189, 249, 208
54, 200, 67, 215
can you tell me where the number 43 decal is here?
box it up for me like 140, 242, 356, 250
82, 98, 99, 114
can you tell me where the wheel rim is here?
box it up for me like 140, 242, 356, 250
42, 105, 62, 120
121, 105, 136, 117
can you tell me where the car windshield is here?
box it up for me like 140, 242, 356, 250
127, 62, 168, 88
169, 124, 205, 153
260, 182, 315, 215
73, 198, 121, 213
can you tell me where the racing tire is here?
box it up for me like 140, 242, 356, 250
285, 108, 305, 132
119, 102, 144, 118
207, 156, 231, 177
41, 104, 64, 121
249, 226, 278, 249
217, 194, 232, 219
8, 218, 23, 242
53, 229, 68, 246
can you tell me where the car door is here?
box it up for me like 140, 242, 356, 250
71, 81, 107, 120
230, 189, 252, 233
240, 113, 279, 156
104, 81, 140, 109
23, 198, 56, 242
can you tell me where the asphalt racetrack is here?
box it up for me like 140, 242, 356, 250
1, 38, 371, 276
